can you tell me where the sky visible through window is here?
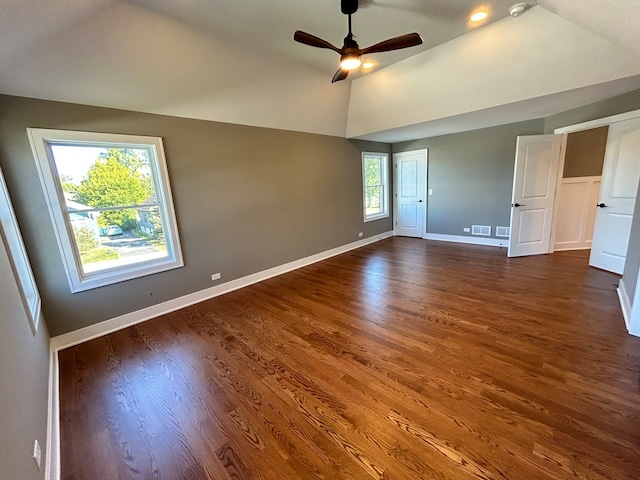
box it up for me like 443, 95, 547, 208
51, 145, 108, 182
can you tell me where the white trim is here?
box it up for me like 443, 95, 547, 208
554, 246, 592, 252
424, 233, 508, 247
51, 231, 394, 350
45, 340, 60, 480
618, 278, 632, 333
0, 167, 42, 334
629, 272, 640, 337
554, 109, 640, 134
549, 133, 569, 254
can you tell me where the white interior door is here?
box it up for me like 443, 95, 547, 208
589, 117, 640, 274
393, 150, 427, 238
508, 135, 562, 257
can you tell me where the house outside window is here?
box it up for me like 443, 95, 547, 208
28, 129, 183, 293
362, 152, 389, 222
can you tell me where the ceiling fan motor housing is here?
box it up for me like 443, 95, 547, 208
341, 0, 359, 15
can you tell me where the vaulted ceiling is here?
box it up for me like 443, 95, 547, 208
1, 1, 639, 141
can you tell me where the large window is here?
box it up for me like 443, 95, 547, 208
0, 166, 41, 333
362, 152, 389, 222
28, 129, 183, 293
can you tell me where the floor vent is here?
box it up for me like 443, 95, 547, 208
471, 225, 491, 236
496, 226, 511, 238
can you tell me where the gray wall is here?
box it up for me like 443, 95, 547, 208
563, 127, 608, 178
622, 179, 640, 307
0, 95, 391, 336
393, 120, 544, 238
0, 239, 50, 480
544, 89, 640, 133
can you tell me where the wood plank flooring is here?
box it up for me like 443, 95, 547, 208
58, 238, 640, 479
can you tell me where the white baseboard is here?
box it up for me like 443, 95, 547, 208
619, 278, 640, 337
618, 279, 632, 332
424, 233, 508, 248
553, 244, 591, 252
45, 340, 60, 480
51, 231, 393, 351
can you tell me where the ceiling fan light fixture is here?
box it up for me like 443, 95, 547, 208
362, 61, 374, 69
340, 53, 362, 70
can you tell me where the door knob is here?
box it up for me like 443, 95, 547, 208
512, 203, 526, 207
596, 203, 607, 208
418, 199, 423, 203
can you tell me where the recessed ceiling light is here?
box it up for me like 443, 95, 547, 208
362, 62, 374, 69
470, 10, 488, 22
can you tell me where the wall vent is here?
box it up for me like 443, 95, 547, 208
471, 225, 491, 236
496, 226, 511, 238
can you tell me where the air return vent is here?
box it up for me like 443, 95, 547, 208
471, 225, 491, 236
496, 226, 511, 238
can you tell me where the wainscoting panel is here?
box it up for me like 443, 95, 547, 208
554, 176, 601, 251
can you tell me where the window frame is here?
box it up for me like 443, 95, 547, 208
27, 128, 184, 293
362, 152, 390, 222
0, 166, 41, 333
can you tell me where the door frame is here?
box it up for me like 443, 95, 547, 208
392, 149, 428, 238
550, 109, 640, 253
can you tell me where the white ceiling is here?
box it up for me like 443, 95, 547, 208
1, 0, 639, 141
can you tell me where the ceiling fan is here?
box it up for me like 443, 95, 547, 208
294, 0, 423, 83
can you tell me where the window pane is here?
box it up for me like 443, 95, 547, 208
365, 185, 382, 215
50, 145, 168, 275
52, 146, 156, 219
364, 157, 381, 188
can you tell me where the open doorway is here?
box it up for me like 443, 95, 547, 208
551, 111, 640, 275
552, 126, 608, 252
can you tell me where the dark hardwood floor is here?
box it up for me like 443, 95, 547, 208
59, 238, 640, 479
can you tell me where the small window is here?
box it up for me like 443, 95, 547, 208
362, 152, 389, 222
28, 129, 183, 293
0, 166, 41, 333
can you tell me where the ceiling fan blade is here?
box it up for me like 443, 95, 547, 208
294, 31, 341, 53
331, 68, 349, 83
361, 33, 423, 54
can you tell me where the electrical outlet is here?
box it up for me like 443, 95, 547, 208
428, 189, 433, 195
463, 227, 471, 233
358, 232, 363, 237
211, 273, 221, 281
33, 440, 41, 470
